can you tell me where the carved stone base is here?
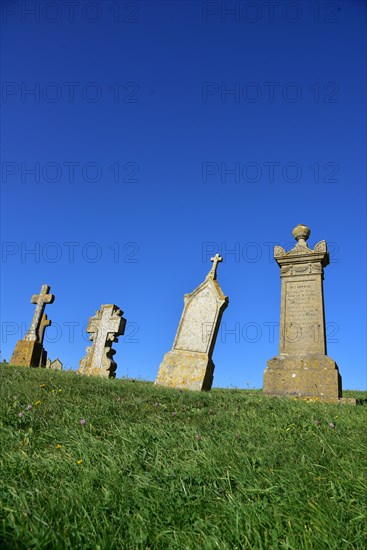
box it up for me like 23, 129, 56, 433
78, 348, 117, 378
10, 340, 43, 368
263, 354, 342, 400
155, 350, 215, 391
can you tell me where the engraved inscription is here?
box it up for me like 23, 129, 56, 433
282, 279, 324, 354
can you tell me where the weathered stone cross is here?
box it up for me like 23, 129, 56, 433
87, 305, 125, 372
25, 285, 55, 342
207, 253, 223, 280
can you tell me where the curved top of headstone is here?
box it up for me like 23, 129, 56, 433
292, 224, 311, 246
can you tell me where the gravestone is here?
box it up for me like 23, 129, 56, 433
78, 304, 126, 378
263, 224, 342, 400
46, 357, 63, 370
10, 285, 55, 367
155, 254, 228, 391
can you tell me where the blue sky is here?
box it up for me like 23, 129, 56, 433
1, 0, 366, 389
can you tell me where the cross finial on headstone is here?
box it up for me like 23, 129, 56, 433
25, 284, 55, 342
207, 253, 223, 280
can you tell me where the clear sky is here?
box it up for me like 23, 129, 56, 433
1, 0, 366, 390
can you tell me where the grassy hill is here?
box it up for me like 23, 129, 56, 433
0, 363, 366, 549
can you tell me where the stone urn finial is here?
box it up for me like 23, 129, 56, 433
292, 224, 310, 246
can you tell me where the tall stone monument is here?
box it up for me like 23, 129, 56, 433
155, 254, 229, 391
10, 284, 55, 367
263, 224, 342, 400
78, 304, 126, 378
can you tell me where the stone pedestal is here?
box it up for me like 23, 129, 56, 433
156, 351, 215, 391
263, 224, 342, 400
265, 355, 341, 398
156, 254, 228, 391
10, 340, 43, 368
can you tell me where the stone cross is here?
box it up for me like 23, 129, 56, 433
79, 304, 126, 378
25, 285, 55, 342
207, 254, 223, 280
264, 224, 343, 401
156, 256, 228, 391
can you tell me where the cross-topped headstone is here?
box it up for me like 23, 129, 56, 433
156, 256, 228, 391
10, 284, 55, 368
78, 304, 126, 378
25, 285, 55, 342
207, 254, 223, 280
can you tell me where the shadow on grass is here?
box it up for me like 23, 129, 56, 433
356, 398, 367, 405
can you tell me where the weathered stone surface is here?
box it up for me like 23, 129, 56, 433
25, 285, 54, 342
265, 356, 341, 398
10, 340, 43, 368
78, 304, 126, 378
264, 225, 343, 401
156, 254, 228, 391
9, 284, 54, 368
46, 357, 63, 370
156, 351, 215, 391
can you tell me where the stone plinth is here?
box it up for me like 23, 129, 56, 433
78, 304, 126, 378
264, 224, 342, 400
156, 351, 215, 391
266, 355, 341, 398
156, 254, 228, 391
10, 340, 43, 368
9, 284, 54, 368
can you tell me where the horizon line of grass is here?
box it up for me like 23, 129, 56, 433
3, 361, 366, 394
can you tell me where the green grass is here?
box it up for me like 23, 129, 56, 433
0, 364, 366, 549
